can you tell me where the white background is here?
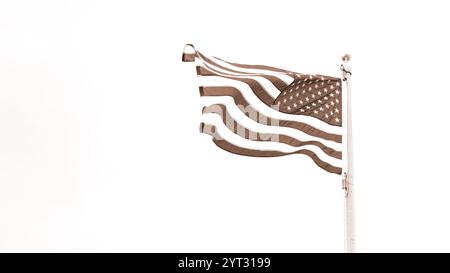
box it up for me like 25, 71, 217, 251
1, 0, 449, 252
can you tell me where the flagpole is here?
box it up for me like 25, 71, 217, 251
341, 55, 355, 253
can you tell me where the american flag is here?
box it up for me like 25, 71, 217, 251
182, 44, 343, 174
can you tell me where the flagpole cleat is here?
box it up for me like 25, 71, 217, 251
182, 44, 196, 62
342, 172, 350, 197
340, 55, 352, 81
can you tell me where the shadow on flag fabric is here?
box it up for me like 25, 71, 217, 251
182, 44, 343, 175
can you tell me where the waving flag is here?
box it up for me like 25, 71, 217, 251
182, 44, 343, 174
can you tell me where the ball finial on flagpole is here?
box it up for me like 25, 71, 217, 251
342, 54, 351, 62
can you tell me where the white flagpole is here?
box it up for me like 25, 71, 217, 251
341, 55, 355, 253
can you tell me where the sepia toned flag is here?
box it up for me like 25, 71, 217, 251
182, 44, 344, 175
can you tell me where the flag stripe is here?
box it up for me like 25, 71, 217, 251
212, 56, 290, 73
196, 64, 286, 98
206, 53, 294, 83
196, 66, 275, 105
203, 103, 342, 159
200, 123, 342, 175
197, 52, 293, 87
199, 86, 342, 143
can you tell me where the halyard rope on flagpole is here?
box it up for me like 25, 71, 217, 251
341, 54, 355, 253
